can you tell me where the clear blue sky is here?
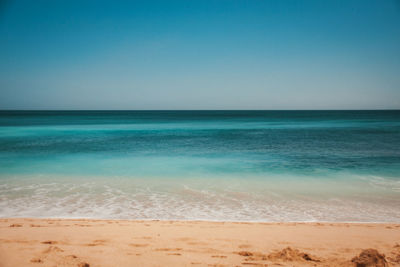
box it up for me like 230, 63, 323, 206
0, 0, 399, 110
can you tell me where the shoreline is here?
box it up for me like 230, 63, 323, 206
1, 218, 399, 266
3, 217, 400, 224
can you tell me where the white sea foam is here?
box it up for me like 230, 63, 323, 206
361, 175, 400, 192
1, 174, 400, 222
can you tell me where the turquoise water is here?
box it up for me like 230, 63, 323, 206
1, 110, 400, 221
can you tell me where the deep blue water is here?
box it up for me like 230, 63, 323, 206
0, 110, 399, 221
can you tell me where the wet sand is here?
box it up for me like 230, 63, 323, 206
1, 218, 400, 266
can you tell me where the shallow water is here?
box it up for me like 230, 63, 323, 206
0, 110, 399, 221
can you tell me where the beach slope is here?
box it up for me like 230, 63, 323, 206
1, 218, 400, 267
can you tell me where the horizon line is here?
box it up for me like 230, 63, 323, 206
0, 109, 399, 112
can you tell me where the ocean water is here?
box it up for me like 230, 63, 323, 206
0, 110, 400, 222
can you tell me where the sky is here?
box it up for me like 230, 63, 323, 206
0, 0, 399, 110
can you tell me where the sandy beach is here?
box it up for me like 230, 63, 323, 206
0, 219, 399, 267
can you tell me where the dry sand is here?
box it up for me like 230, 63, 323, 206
1, 218, 400, 267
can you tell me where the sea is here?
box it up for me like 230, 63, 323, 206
0, 110, 399, 222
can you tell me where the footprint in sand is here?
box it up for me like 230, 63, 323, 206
66, 255, 78, 259
236, 251, 253, 256
9, 224, 22, 227
155, 248, 183, 251
41, 240, 57, 244
42, 246, 64, 253
85, 239, 107, 246
30, 257, 42, 263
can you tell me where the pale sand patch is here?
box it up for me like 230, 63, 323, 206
0, 218, 399, 266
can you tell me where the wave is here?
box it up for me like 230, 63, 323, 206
1, 174, 399, 222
